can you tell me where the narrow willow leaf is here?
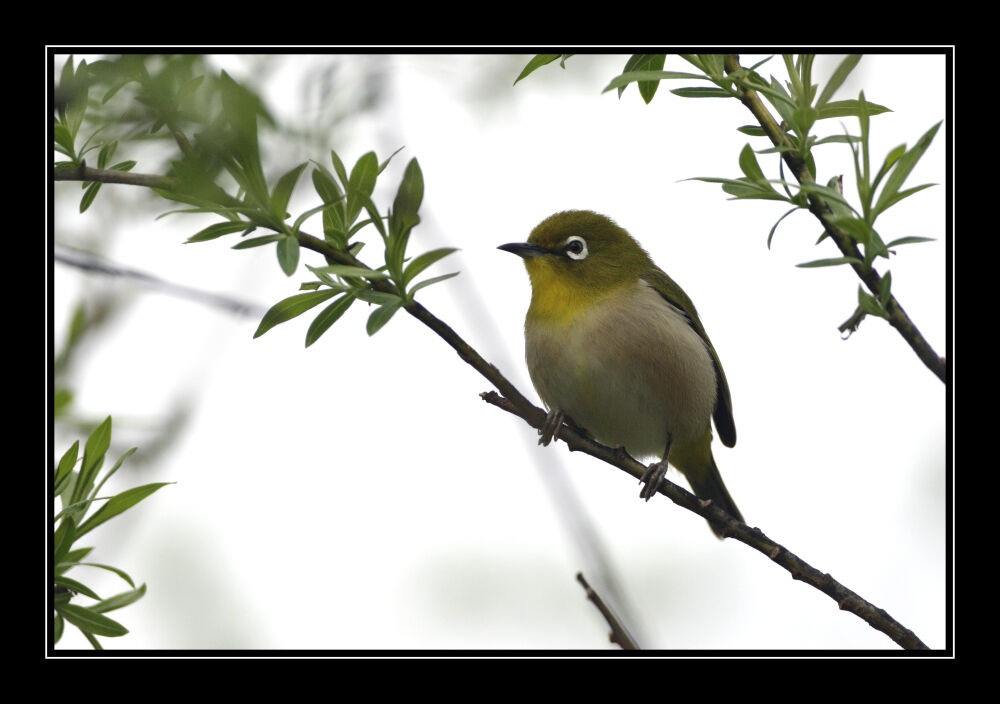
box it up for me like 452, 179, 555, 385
307, 264, 390, 280
670, 86, 731, 98
879, 270, 893, 307
57, 603, 129, 637
73, 562, 137, 588
92, 583, 147, 614
366, 300, 403, 336
305, 294, 356, 347
886, 235, 935, 248
390, 157, 424, 244
277, 235, 300, 276
378, 146, 406, 175
514, 54, 562, 85
346, 151, 378, 224
767, 207, 801, 250
816, 54, 862, 109
54, 575, 101, 601
408, 271, 460, 296
830, 216, 873, 248
330, 150, 349, 188
232, 234, 283, 249
76, 417, 112, 503
79, 182, 102, 212
817, 99, 891, 120
271, 162, 308, 219
872, 144, 907, 192
796, 256, 863, 268
738, 143, 767, 183
402, 247, 459, 287
737, 125, 767, 136
55, 440, 80, 491
858, 287, 888, 319
254, 289, 339, 338
186, 220, 248, 243
76, 483, 172, 538
874, 121, 941, 218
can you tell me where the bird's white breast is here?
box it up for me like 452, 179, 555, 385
525, 279, 717, 458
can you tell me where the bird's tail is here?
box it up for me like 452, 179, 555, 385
672, 441, 743, 539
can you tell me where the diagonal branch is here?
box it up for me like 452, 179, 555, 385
53, 165, 931, 650
722, 54, 946, 384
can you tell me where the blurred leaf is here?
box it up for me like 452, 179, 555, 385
816, 54, 862, 109
75, 417, 112, 504
613, 55, 669, 102
92, 583, 147, 614
514, 54, 563, 85
71, 562, 137, 588
57, 603, 129, 637
305, 294, 357, 347
53, 518, 77, 567
254, 289, 339, 338
76, 483, 172, 539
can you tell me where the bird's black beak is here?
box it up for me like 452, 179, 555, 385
498, 242, 549, 259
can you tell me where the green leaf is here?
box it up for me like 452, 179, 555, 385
738, 143, 767, 183
872, 144, 906, 192
879, 270, 892, 307
816, 99, 891, 120
613, 55, 670, 102
75, 417, 112, 504
79, 182, 102, 213
408, 271, 459, 296
76, 483, 172, 539
97, 140, 118, 169
830, 216, 874, 248
53, 518, 77, 567
767, 207, 801, 250
254, 289, 340, 338
232, 234, 283, 249
737, 125, 767, 137
670, 86, 731, 98
346, 151, 378, 225
55, 440, 80, 494
71, 562, 137, 588
858, 286, 888, 319
886, 235, 935, 248
186, 220, 248, 243
816, 54, 862, 109
873, 121, 941, 218
57, 603, 129, 637
366, 300, 403, 335
330, 150, 349, 189
92, 583, 147, 614
796, 256, 863, 268
54, 575, 102, 601
277, 235, 300, 276
514, 54, 562, 85
308, 264, 391, 280
305, 294, 356, 347
271, 162, 308, 219
402, 247, 458, 287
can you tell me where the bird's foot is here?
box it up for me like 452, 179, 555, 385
538, 409, 564, 446
639, 461, 668, 501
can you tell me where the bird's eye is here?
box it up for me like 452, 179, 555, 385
563, 236, 588, 261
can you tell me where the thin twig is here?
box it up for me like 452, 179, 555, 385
722, 54, 946, 383
53, 166, 932, 650
576, 572, 639, 650
481, 390, 929, 651
53, 163, 177, 190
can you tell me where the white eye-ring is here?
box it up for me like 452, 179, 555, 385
563, 235, 588, 261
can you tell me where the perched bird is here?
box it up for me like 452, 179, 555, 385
499, 210, 743, 538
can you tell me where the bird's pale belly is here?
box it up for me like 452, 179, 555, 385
525, 281, 717, 459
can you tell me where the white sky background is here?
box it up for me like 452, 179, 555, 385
51, 52, 949, 651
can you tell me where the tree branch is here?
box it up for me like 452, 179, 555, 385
480, 390, 929, 650
576, 572, 639, 649
54, 166, 932, 650
53, 163, 176, 190
722, 54, 946, 384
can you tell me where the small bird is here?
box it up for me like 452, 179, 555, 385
499, 210, 743, 538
